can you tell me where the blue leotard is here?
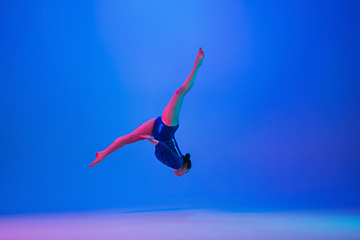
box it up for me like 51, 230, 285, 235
152, 116, 183, 170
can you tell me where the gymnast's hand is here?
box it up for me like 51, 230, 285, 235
138, 135, 159, 145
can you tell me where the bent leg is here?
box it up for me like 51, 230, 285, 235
162, 48, 204, 126
89, 117, 156, 167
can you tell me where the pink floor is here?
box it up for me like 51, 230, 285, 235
0, 209, 359, 240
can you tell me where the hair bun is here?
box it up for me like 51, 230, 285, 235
185, 153, 190, 159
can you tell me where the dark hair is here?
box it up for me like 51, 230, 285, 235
183, 153, 192, 169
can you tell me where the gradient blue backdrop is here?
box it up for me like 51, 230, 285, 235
1, 0, 359, 215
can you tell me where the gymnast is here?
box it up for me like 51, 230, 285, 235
89, 48, 205, 177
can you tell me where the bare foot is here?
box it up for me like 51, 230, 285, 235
89, 151, 105, 167
195, 47, 205, 68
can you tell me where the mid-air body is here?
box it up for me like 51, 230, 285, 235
89, 48, 205, 177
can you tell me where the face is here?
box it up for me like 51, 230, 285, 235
175, 166, 190, 177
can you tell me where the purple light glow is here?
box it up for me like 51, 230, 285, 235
1, 209, 359, 240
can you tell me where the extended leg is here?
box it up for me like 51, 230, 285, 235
89, 117, 156, 167
162, 48, 204, 126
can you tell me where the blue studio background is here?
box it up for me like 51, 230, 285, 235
1, 0, 359, 215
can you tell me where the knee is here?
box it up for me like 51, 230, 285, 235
176, 86, 189, 96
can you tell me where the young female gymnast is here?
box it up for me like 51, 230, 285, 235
89, 48, 205, 177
